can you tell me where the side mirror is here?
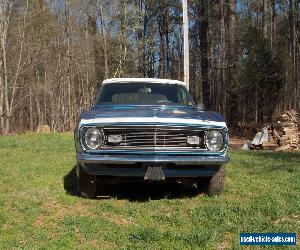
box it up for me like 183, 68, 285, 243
196, 103, 205, 111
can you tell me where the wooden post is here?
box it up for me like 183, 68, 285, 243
182, 0, 189, 90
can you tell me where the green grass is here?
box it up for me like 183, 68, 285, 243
0, 133, 299, 249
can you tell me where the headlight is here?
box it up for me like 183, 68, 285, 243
205, 130, 224, 151
84, 127, 104, 149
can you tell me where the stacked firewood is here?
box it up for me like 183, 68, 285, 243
260, 128, 278, 150
262, 110, 299, 151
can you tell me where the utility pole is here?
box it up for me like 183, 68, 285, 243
182, 0, 189, 90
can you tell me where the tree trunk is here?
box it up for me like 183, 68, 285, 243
64, 0, 72, 129
29, 81, 33, 131
99, 0, 109, 79
262, 0, 268, 38
270, 0, 275, 50
2, 14, 9, 134
220, 0, 227, 118
290, 0, 298, 110
227, 0, 236, 124
0, 1, 11, 134
207, 0, 213, 107
0, 59, 3, 133
198, 0, 209, 109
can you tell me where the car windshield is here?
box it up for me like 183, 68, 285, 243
96, 82, 195, 106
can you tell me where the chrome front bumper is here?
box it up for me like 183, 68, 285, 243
77, 154, 229, 166
77, 154, 229, 178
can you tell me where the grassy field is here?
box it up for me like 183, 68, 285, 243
0, 133, 299, 249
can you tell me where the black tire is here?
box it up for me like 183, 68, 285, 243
77, 164, 96, 199
196, 165, 226, 196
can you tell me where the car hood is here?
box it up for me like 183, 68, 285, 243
79, 105, 226, 128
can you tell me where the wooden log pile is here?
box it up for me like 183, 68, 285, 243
262, 110, 299, 151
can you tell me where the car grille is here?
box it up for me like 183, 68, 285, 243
103, 127, 205, 149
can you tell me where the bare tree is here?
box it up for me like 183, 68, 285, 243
0, 0, 298, 134
99, 0, 109, 79
1, 0, 28, 134
0, 0, 12, 133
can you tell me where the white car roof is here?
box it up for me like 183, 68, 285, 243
102, 78, 186, 86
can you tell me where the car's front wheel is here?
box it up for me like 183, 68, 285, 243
196, 165, 226, 196
77, 164, 96, 199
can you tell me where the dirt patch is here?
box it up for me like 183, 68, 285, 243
34, 215, 46, 228
43, 199, 96, 219
35, 198, 96, 228
102, 212, 133, 226
96, 241, 118, 249
274, 214, 299, 224
216, 233, 232, 250
74, 225, 86, 243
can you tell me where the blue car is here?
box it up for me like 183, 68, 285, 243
74, 78, 229, 198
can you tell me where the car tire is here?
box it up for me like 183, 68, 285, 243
77, 164, 96, 199
196, 165, 226, 196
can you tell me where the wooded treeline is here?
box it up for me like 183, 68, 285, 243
0, 0, 299, 134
